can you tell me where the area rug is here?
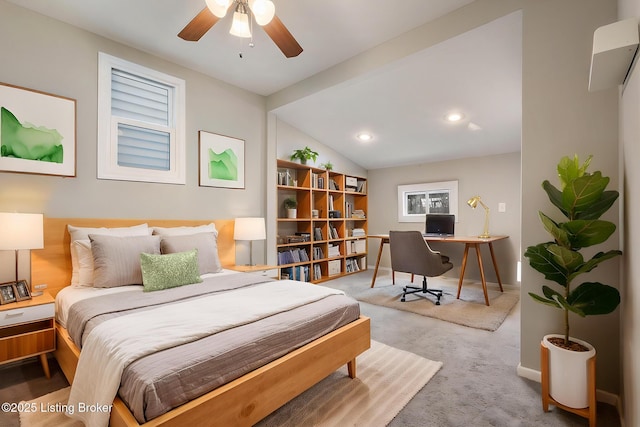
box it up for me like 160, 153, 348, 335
353, 280, 519, 331
20, 341, 441, 427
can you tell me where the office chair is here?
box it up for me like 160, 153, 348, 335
389, 231, 453, 305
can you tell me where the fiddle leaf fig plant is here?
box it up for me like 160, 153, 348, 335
524, 155, 622, 345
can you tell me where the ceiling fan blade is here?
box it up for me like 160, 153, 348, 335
178, 7, 220, 41
263, 15, 303, 58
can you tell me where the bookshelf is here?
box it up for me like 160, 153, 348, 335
276, 159, 368, 283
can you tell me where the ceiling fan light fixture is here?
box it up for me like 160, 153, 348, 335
249, 0, 275, 26
205, 0, 232, 18
230, 9, 252, 38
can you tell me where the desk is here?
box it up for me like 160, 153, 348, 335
368, 234, 508, 306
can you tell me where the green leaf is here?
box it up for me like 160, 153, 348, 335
528, 292, 562, 309
567, 282, 621, 315
524, 243, 568, 286
542, 180, 569, 218
567, 250, 622, 282
547, 243, 583, 273
574, 190, 619, 220
561, 220, 616, 249
562, 172, 609, 219
539, 212, 570, 247
557, 155, 591, 189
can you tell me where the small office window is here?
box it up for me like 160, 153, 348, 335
97, 52, 186, 184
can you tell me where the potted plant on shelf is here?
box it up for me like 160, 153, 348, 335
524, 154, 621, 411
290, 146, 318, 165
320, 160, 333, 171
284, 197, 297, 219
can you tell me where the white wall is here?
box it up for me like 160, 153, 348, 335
367, 152, 521, 285
0, 1, 268, 270
618, 1, 639, 425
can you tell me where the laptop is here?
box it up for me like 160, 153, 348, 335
424, 214, 455, 237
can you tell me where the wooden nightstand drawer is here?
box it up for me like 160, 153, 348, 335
0, 302, 54, 327
0, 325, 55, 362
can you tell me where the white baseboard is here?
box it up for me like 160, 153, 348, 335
516, 363, 622, 421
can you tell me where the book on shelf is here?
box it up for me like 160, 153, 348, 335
329, 179, 339, 190
328, 259, 341, 276
347, 239, 366, 254
345, 176, 358, 192
328, 243, 341, 257
313, 246, 325, 260
351, 209, 366, 219
356, 180, 367, 193
312, 173, 325, 189
313, 264, 322, 281
351, 228, 366, 237
329, 224, 339, 239
280, 265, 310, 281
278, 248, 309, 265
314, 227, 324, 241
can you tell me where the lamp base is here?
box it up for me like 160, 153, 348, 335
478, 233, 491, 239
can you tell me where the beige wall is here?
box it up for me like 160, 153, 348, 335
618, 1, 639, 425
0, 1, 268, 269
367, 152, 521, 285
520, 0, 620, 394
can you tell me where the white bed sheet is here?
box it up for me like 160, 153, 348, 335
55, 270, 238, 328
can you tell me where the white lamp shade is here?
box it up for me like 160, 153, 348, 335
234, 217, 266, 241
205, 0, 232, 18
249, 0, 275, 26
229, 11, 252, 38
0, 213, 44, 250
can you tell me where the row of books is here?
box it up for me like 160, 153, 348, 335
346, 239, 366, 255
281, 265, 310, 281
277, 248, 310, 265
328, 224, 340, 239
313, 264, 322, 281
346, 256, 366, 273
312, 246, 325, 260
312, 173, 325, 189
351, 228, 366, 237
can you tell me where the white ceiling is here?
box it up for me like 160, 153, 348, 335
8, 0, 522, 170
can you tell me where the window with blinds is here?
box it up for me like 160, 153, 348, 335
97, 53, 185, 184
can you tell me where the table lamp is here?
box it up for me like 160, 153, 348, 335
0, 212, 44, 285
467, 196, 490, 238
234, 217, 266, 266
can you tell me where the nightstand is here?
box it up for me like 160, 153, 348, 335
225, 264, 280, 279
0, 292, 55, 378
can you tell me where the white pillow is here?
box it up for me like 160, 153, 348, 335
67, 224, 150, 286
73, 240, 94, 287
152, 223, 218, 237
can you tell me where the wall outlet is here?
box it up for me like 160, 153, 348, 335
34, 283, 48, 290
498, 202, 506, 213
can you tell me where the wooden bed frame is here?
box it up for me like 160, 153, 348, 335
31, 218, 371, 426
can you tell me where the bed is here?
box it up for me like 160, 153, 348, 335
31, 218, 371, 427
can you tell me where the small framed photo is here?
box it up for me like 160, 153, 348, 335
0, 282, 17, 305
14, 280, 32, 301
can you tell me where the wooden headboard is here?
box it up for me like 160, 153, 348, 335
31, 218, 236, 297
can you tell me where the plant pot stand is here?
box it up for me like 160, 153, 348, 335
540, 342, 597, 427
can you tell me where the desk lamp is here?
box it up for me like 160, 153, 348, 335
0, 213, 44, 286
467, 196, 490, 238
234, 217, 266, 266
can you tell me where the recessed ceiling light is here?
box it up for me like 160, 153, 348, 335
445, 112, 464, 122
357, 133, 373, 142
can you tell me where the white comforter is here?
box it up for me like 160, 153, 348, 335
66, 280, 343, 427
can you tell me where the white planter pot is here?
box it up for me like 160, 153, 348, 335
287, 208, 297, 219
542, 334, 596, 409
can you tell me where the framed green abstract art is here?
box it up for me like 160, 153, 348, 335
198, 130, 245, 189
0, 83, 76, 177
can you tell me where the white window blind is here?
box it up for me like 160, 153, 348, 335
98, 53, 185, 184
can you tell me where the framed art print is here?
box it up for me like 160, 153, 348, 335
0, 82, 76, 177
0, 282, 17, 305
199, 131, 245, 189
14, 280, 32, 301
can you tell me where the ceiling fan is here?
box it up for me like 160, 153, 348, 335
178, 0, 303, 58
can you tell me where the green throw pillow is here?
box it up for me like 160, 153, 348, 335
140, 249, 203, 292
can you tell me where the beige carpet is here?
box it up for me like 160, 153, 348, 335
353, 279, 519, 331
20, 341, 441, 427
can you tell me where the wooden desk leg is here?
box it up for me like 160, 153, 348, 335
474, 243, 490, 306
40, 353, 51, 379
371, 239, 386, 288
488, 242, 504, 292
457, 243, 470, 299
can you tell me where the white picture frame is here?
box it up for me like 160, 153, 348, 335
198, 131, 245, 189
397, 180, 458, 222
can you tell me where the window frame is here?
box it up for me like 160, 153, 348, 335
97, 52, 186, 184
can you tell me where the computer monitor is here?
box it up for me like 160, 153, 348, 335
425, 214, 455, 236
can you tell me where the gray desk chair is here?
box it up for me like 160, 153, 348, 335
389, 231, 453, 304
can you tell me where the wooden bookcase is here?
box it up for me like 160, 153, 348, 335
276, 159, 368, 283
